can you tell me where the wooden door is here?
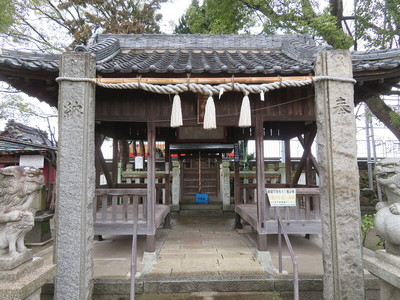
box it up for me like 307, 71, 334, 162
181, 153, 219, 203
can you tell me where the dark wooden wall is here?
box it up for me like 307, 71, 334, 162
95, 86, 315, 127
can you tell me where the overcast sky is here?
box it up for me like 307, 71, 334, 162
160, 0, 193, 33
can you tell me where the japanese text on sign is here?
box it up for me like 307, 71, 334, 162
266, 189, 296, 207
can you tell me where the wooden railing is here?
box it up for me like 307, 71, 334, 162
94, 188, 143, 300
278, 216, 299, 300
94, 188, 147, 224
120, 172, 168, 204
267, 188, 320, 222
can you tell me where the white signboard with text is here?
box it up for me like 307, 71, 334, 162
135, 156, 144, 170
19, 155, 44, 168
266, 188, 296, 207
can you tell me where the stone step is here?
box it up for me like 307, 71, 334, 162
180, 203, 222, 211
134, 291, 283, 299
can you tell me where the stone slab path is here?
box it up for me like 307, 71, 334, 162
149, 215, 266, 277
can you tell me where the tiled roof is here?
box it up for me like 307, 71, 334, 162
0, 34, 399, 77
0, 49, 59, 72
91, 34, 321, 74
0, 120, 53, 147
0, 137, 55, 154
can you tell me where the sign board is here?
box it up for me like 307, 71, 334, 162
19, 155, 44, 168
234, 143, 240, 162
135, 156, 144, 170
266, 188, 296, 207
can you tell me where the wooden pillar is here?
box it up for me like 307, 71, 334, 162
234, 158, 242, 229
315, 50, 364, 299
112, 139, 118, 187
163, 141, 171, 229
284, 139, 291, 187
95, 132, 101, 188
255, 110, 267, 251
146, 122, 156, 252
55, 52, 96, 300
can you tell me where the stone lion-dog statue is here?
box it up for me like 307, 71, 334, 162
0, 166, 44, 259
375, 158, 400, 255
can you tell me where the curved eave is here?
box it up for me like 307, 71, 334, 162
0, 65, 59, 107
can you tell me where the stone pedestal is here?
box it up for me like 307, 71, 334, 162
364, 250, 400, 300
0, 257, 54, 300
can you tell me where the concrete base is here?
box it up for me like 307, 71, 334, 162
0, 257, 54, 300
255, 250, 276, 275
142, 251, 157, 264
0, 249, 33, 271
364, 250, 400, 300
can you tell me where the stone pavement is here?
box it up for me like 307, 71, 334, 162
91, 215, 323, 279
150, 215, 266, 277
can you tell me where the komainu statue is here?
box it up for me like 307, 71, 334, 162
0, 166, 44, 261
375, 158, 400, 255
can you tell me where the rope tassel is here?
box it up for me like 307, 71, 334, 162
238, 94, 251, 128
203, 95, 216, 130
170, 94, 183, 128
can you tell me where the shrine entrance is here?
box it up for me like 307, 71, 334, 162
181, 152, 220, 203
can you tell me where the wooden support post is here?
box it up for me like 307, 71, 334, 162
234, 159, 242, 229
163, 142, 171, 229
112, 139, 119, 187
234, 160, 241, 205
146, 122, 156, 252
284, 139, 291, 187
255, 109, 267, 251
95, 133, 101, 188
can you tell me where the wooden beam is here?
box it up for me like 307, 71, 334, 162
291, 130, 317, 186
0, 156, 19, 164
97, 76, 314, 85
297, 135, 319, 175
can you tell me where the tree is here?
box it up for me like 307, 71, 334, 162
0, 0, 14, 33
3, 0, 167, 51
176, 0, 353, 49
175, 0, 255, 34
355, 0, 400, 48
176, 0, 400, 140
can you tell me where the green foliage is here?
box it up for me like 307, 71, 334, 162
0, 0, 14, 33
356, 0, 400, 48
175, 0, 255, 34
0, 94, 43, 122
176, 0, 353, 49
389, 110, 400, 130
4, 0, 167, 51
361, 214, 375, 246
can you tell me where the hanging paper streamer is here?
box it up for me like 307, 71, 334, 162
203, 95, 216, 130
219, 88, 224, 99
260, 90, 265, 101
170, 94, 183, 128
238, 94, 251, 128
